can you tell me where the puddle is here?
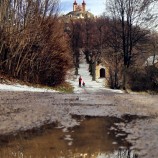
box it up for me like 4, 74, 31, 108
0, 117, 138, 158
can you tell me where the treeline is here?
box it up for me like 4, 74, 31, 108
66, 0, 158, 92
0, 0, 72, 86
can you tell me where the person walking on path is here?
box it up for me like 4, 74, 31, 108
79, 76, 82, 87
82, 81, 85, 87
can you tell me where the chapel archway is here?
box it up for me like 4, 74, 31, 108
100, 68, 106, 78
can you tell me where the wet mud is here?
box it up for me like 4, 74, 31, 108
0, 116, 141, 158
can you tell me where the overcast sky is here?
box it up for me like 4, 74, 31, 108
59, 0, 106, 16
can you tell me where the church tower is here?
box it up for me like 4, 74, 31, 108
73, 0, 77, 11
82, 0, 86, 12
66, 0, 93, 19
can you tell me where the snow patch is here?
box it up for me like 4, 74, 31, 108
0, 83, 57, 92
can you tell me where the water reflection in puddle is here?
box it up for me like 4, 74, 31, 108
0, 117, 138, 158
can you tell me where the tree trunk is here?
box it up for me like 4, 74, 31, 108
75, 67, 78, 75
123, 65, 127, 90
92, 61, 96, 81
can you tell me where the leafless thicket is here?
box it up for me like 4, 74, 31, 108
0, 0, 72, 86
104, 0, 158, 90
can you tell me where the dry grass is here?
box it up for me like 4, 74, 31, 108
52, 82, 74, 93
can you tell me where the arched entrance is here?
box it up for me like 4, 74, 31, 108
100, 68, 106, 78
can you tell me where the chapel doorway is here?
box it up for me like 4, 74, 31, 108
100, 68, 106, 78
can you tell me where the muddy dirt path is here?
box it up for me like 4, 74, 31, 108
0, 91, 158, 158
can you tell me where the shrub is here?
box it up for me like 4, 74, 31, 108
127, 66, 158, 92
0, 0, 73, 86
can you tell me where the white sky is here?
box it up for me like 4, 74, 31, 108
59, 0, 106, 16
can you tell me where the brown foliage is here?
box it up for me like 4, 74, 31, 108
0, 0, 72, 86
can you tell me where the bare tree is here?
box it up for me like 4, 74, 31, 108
149, 31, 158, 65
106, 0, 157, 90
0, 0, 72, 86
66, 19, 84, 75
100, 17, 123, 88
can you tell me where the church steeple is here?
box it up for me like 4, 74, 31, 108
82, 0, 86, 5
73, 0, 77, 11
82, 0, 86, 12
73, 0, 86, 12
73, 0, 77, 5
